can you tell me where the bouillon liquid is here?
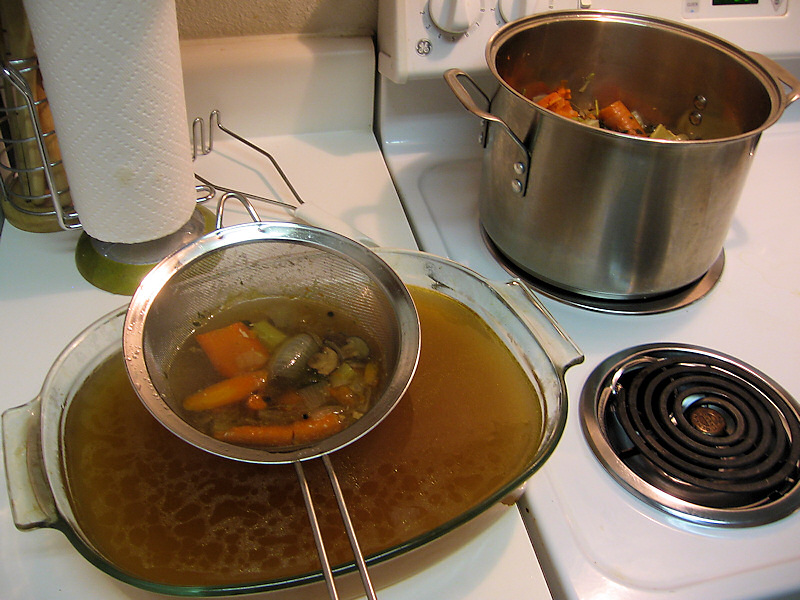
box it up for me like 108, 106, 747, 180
63, 285, 543, 587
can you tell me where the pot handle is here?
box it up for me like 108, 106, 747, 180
749, 52, 800, 107
495, 279, 584, 375
1, 398, 59, 530
444, 69, 531, 195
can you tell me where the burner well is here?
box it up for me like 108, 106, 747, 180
481, 228, 724, 315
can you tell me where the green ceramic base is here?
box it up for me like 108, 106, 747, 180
75, 206, 215, 295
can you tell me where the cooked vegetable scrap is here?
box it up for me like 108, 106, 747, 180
293, 411, 345, 443
535, 81, 579, 119
214, 411, 345, 446
577, 72, 595, 94
307, 345, 339, 375
195, 321, 269, 378
244, 393, 268, 411
267, 333, 320, 382
649, 123, 684, 141
598, 100, 645, 136
251, 319, 287, 350
215, 423, 294, 446
183, 370, 268, 411
179, 310, 381, 447
529, 78, 686, 139
341, 336, 370, 360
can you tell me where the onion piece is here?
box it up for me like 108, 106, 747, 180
268, 333, 319, 382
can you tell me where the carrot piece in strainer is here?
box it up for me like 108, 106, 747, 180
195, 321, 270, 378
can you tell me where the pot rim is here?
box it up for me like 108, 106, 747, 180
486, 9, 794, 144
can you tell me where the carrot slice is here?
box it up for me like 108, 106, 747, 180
245, 393, 268, 411
275, 390, 304, 408
215, 424, 294, 446
293, 412, 344, 444
213, 412, 344, 446
195, 322, 270, 378
536, 90, 579, 119
554, 81, 572, 99
183, 370, 268, 411
598, 100, 645, 136
329, 385, 361, 407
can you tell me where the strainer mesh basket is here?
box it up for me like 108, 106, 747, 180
124, 222, 419, 463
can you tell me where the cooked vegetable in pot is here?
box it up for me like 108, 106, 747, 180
597, 100, 646, 136
528, 79, 686, 140
168, 297, 382, 447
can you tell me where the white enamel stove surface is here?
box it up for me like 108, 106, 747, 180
377, 1, 800, 599
0, 36, 552, 600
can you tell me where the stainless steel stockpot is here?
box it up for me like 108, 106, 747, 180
446, 10, 800, 300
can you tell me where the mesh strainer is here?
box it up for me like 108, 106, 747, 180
122, 217, 420, 599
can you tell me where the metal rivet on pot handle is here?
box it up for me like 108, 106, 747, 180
444, 68, 531, 195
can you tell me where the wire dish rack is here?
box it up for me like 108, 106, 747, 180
0, 58, 73, 232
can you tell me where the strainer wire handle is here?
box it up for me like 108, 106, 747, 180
294, 461, 339, 600
295, 458, 378, 600
216, 192, 261, 229
323, 454, 378, 599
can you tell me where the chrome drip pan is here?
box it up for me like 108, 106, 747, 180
580, 343, 800, 527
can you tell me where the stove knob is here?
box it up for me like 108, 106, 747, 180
428, 0, 482, 34
497, 0, 532, 23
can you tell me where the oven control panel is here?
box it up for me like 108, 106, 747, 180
377, 0, 795, 82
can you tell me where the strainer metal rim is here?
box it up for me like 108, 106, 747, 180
122, 221, 420, 464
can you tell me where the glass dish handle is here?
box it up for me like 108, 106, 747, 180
1, 398, 59, 530
497, 279, 584, 374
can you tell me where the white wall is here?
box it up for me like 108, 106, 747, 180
175, 0, 378, 39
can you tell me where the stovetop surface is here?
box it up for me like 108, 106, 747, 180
581, 343, 800, 527
379, 73, 800, 598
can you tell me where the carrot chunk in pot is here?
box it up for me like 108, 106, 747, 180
598, 100, 646, 136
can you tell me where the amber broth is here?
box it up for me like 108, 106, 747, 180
63, 286, 543, 587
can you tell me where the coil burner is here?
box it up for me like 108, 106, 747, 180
580, 344, 800, 527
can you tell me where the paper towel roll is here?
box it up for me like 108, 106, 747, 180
22, 0, 196, 243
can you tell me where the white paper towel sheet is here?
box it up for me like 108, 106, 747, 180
23, 0, 196, 243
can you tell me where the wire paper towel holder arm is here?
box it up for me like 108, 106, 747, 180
190, 110, 376, 247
